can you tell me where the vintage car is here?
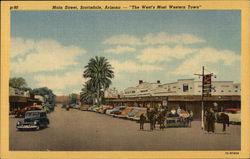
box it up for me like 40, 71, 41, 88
80, 105, 91, 111
87, 105, 98, 111
114, 107, 134, 118
98, 105, 113, 114
126, 107, 143, 120
14, 105, 43, 118
131, 108, 147, 121
106, 106, 126, 116
16, 110, 50, 131
71, 104, 80, 109
100, 106, 114, 114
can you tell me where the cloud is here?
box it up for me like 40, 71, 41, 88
110, 60, 163, 79
137, 45, 197, 63
103, 32, 205, 46
103, 34, 142, 45
33, 70, 86, 95
172, 47, 240, 76
10, 38, 86, 73
11, 38, 35, 58
143, 32, 205, 45
105, 46, 136, 54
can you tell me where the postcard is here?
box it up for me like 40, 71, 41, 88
1, 0, 249, 159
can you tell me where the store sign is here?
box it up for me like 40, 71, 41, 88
203, 74, 212, 97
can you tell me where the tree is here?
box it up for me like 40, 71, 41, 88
80, 80, 96, 104
83, 56, 114, 105
9, 77, 27, 89
32, 87, 56, 104
69, 93, 78, 104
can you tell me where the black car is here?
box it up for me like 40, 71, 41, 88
16, 110, 50, 131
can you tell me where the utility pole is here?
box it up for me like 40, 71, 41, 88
194, 66, 214, 129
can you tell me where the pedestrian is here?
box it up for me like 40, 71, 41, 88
187, 109, 193, 127
210, 108, 215, 133
149, 111, 155, 131
158, 112, 165, 130
219, 112, 230, 132
213, 102, 218, 122
206, 108, 215, 133
139, 113, 146, 130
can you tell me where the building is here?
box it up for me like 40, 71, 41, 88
104, 88, 120, 98
105, 79, 241, 119
9, 87, 42, 112
124, 79, 240, 97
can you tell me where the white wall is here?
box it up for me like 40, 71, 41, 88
123, 79, 241, 97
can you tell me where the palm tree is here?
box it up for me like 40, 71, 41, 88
80, 80, 96, 104
83, 56, 114, 105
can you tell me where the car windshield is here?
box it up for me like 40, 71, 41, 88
25, 112, 40, 118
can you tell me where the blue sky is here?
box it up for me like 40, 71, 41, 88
10, 10, 241, 95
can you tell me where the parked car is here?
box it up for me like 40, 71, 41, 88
131, 108, 147, 121
87, 105, 98, 111
106, 106, 126, 115
16, 110, 50, 131
98, 105, 113, 114
70, 104, 80, 109
114, 107, 134, 118
100, 106, 114, 114
80, 105, 90, 111
92, 106, 103, 112
126, 107, 143, 120
15, 105, 43, 118
223, 108, 241, 125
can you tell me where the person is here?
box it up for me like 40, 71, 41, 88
177, 106, 181, 116
157, 112, 165, 130
139, 113, 146, 130
210, 108, 215, 132
187, 109, 193, 127
149, 110, 155, 131
204, 108, 208, 131
206, 108, 215, 133
219, 112, 230, 132
213, 102, 218, 122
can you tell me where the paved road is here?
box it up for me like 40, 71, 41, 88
10, 105, 241, 151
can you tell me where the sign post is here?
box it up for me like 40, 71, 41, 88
194, 66, 214, 129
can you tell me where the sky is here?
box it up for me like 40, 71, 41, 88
10, 10, 241, 96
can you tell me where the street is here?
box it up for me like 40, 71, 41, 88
10, 105, 241, 151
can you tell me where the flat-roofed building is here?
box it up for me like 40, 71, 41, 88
124, 79, 241, 97
106, 79, 241, 119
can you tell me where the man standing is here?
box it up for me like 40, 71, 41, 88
149, 111, 155, 131
207, 108, 215, 133
139, 113, 146, 130
213, 102, 218, 122
157, 112, 163, 130
187, 109, 193, 127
